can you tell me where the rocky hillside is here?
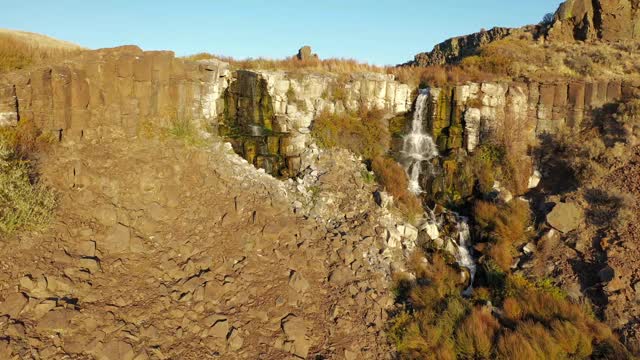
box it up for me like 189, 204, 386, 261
0, 0, 640, 358
406, 0, 640, 68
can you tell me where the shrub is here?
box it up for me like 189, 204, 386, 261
312, 108, 390, 160
0, 128, 55, 235
502, 297, 523, 321
372, 156, 423, 220
473, 200, 499, 230
167, 119, 208, 146
455, 308, 500, 359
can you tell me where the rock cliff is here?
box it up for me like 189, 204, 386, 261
405, 0, 640, 68
404, 27, 516, 67
0, 45, 229, 142
222, 69, 411, 176
547, 0, 640, 42
397, 79, 639, 204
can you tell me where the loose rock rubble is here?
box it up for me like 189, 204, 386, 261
0, 133, 422, 359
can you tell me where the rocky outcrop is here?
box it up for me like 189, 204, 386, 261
405, 27, 515, 67
0, 45, 230, 141
296, 46, 318, 61
222, 69, 412, 176
547, 0, 640, 42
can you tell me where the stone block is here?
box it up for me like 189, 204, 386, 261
553, 82, 568, 107
568, 82, 585, 109
606, 81, 622, 102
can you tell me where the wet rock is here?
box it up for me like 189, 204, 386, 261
599, 266, 615, 282
546, 202, 583, 233
522, 242, 536, 255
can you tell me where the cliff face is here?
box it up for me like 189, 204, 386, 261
405, 0, 640, 68
403, 78, 640, 205
222, 70, 412, 176
0, 46, 230, 142
547, 0, 640, 42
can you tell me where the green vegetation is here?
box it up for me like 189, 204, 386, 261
167, 119, 205, 145
311, 107, 389, 160
0, 120, 55, 235
389, 249, 631, 360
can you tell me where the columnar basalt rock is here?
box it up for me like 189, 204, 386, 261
402, 79, 639, 205
222, 69, 412, 176
0, 46, 230, 141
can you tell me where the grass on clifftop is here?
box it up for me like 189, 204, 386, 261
0, 30, 83, 73
185, 52, 386, 75
0, 120, 56, 235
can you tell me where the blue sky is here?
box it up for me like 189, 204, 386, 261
1, 0, 562, 65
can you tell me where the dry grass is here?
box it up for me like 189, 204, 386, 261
459, 36, 640, 82
0, 29, 84, 73
311, 107, 390, 160
372, 156, 423, 221
0, 120, 56, 235
390, 249, 632, 359
184, 52, 386, 75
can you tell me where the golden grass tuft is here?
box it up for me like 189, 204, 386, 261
371, 156, 423, 221
0, 30, 84, 73
0, 120, 56, 235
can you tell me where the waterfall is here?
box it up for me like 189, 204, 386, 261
401, 89, 439, 194
456, 217, 476, 295
402, 88, 476, 294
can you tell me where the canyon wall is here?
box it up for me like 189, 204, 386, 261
0, 46, 230, 141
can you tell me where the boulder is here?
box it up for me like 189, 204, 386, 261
0, 293, 27, 318
296, 46, 318, 61
528, 170, 542, 189
282, 316, 310, 359
546, 202, 583, 233
288, 271, 310, 293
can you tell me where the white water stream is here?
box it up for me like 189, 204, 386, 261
402, 88, 477, 292
401, 89, 439, 195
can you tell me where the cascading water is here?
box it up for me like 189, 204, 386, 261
456, 218, 476, 295
401, 89, 439, 195
402, 88, 476, 293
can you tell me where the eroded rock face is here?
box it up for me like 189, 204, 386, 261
547, 0, 640, 42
